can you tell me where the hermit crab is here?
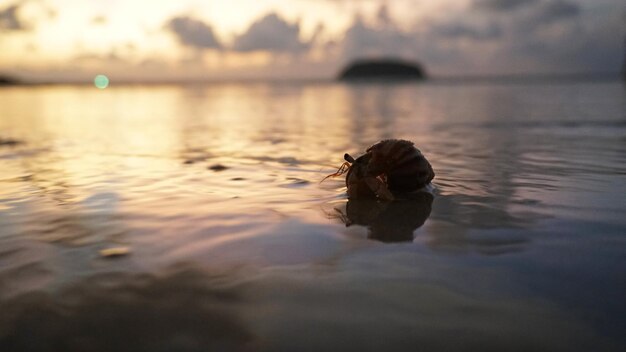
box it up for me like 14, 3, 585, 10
323, 139, 435, 201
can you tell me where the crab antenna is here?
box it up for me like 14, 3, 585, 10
344, 153, 355, 163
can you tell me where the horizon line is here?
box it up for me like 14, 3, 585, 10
0, 71, 622, 86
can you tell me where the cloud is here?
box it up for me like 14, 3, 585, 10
474, 0, 539, 12
433, 21, 503, 41
158, 1, 624, 76
474, 0, 581, 28
508, 9, 621, 72
340, 13, 415, 60
0, 3, 27, 31
233, 13, 310, 53
376, 3, 393, 27
531, 0, 580, 25
166, 16, 221, 50
333, 1, 622, 75
0, 0, 57, 32
72, 52, 126, 66
91, 16, 107, 26
441, 0, 584, 41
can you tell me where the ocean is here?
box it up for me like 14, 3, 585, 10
1, 80, 625, 351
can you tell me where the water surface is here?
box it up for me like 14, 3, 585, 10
1, 81, 625, 351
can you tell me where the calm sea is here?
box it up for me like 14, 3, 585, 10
1, 80, 625, 351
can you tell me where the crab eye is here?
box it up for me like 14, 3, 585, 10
344, 153, 355, 163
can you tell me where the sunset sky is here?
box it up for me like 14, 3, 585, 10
0, 0, 624, 82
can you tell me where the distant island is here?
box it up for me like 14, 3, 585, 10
0, 75, 21, 86
338, 59, 426, 81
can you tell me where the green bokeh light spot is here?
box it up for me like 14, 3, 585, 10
94, 74, 109, 89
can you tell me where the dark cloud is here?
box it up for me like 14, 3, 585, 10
233, 13, 309, 53
474, 0, 581, 27
0, 3, 27, 31
474, 0, 539, 11
0, 0, 56, 32
340, 14, 415, 60
454, 0, 582, 41
506, 12, 621, 72
166, 16, 221, 50
532, 0, 580, 24
433, 21, 503, 41
494, 0, 580, 35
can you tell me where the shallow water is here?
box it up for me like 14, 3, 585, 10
1, 81, 625, 351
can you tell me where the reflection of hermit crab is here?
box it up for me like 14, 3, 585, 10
333, 193, 434, 242
324, 139, 435, 201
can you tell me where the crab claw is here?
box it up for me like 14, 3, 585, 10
363, 176, 395, 202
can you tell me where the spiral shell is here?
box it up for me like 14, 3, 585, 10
342, 139, 435, 200
364, 139, 434, 192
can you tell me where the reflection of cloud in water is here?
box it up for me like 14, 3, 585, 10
0, 265, 255, 352
426, 191, 533, 255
